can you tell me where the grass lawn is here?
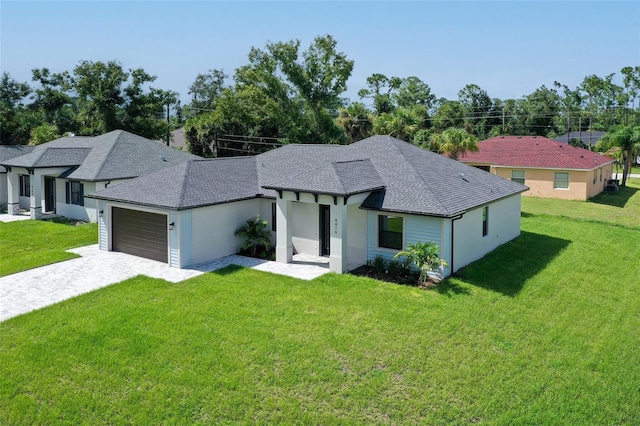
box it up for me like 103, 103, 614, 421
0, 219, 98, 277
522, 178, 640, 229
1, 191, 639, 423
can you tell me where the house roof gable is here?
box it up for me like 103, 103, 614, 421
0, 145, 36, 172
0, 130, 199, 180
263, 159, 385, 196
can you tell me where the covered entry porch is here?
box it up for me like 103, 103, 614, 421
273, 191, 370, 274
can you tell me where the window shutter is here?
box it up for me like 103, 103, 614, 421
79, 183, 85, 206
65, 182, 70, 204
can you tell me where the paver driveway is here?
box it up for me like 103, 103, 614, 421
0, 245, 328, 322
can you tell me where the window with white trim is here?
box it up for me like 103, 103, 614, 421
554, 172, 569, 189
511, 170, 525, 185
19, 175, 30, 197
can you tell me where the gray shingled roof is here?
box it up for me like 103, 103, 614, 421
554, 131, 606, 146
263, 159, 385, 196
89, 135, 527, 217
88, 157, 259, 210
0, 145, 36, 173
0, 130, 199, 181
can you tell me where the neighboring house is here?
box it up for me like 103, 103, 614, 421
554, 131, 606, 149
0, 130, 200, 221
458, 135, 614, 201
88, 135, 527, 276
0, 145, 36, 208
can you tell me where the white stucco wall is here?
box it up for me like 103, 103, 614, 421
347, 203, 367, 270
55, 180, 95, 222
451, 194, 521, 273
186, 199, 262, 266
292, 201, 319, 255
57, 179, 131, 222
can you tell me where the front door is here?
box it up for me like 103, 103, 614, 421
44, 177, 56, 213
319, 205, 330, 256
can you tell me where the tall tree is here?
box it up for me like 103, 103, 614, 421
358, 73, 401, 115
432, 101, 465, 132
522, 85, 561, 136
73, 60, 128, 134
392, 76, 436, 111
186, 69, 227, 117
186, 34, 353, 156
0, 72, 32, 144
458, 84, 493, 138
621, 66, 640, 111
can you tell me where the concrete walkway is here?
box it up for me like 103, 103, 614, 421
0, 213, 31, 223
0, 245, 329, 322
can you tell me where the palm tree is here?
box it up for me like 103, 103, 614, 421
234, 216, 272, 257
430, 127, 479, 161
336, 102, 373, 142
373, 106, 424, 142
597, 125, 640, 186
394, 241, 448, 286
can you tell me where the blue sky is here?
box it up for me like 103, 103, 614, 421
1, 1, 639, 106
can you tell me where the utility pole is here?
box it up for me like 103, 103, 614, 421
166, 101, 170, 147
502, 106, 505, 134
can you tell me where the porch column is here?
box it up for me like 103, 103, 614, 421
6, 171, 20, 215
329, 201, 348, 273
29, 171, 42, 219
275, 197, 293, 263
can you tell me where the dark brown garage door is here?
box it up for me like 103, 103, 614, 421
112, 207, 168, 263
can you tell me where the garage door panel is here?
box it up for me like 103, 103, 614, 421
112, 207, 168, 263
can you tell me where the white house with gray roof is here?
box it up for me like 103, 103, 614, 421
0, 130, 199, 221
0, 145, 36, 208
88, 135, 528, 276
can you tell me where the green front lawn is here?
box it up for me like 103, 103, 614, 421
1, 199, 639, 423
522, 178, 640, 229
0, 219, 98, 277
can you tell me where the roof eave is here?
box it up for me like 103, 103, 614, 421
261, 185, 386, 198
86, 193, 267, 211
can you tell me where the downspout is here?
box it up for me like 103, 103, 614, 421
450, 213, 464, 276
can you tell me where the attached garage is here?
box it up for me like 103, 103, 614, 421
112, 207, 168, 263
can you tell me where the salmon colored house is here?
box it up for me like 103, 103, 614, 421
458, 136, 614, 201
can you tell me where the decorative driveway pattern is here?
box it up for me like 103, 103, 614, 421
0, 245, 329, 322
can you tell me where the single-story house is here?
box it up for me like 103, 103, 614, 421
0, 130, 200, 221
88, 135, 528, 276
0, 145, 36, 208
458, 136, 614, 201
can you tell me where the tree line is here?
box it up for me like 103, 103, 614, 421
1, 34, 639, 158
